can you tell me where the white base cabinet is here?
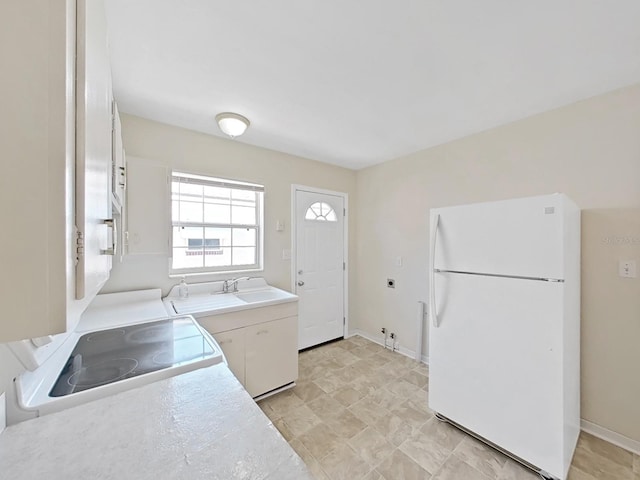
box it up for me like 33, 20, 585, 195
213, 329, 246, 386
245, 317, 298, 398
199, 303, 298, 398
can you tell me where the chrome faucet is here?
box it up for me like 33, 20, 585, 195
222, 276, 251, 293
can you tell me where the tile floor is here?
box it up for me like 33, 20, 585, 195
258, 335, 639, 480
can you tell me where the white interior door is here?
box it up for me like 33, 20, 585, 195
295, 189, 345, 349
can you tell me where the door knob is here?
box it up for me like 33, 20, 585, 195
297, 281, 305, 286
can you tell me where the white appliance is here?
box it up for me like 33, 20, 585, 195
9, 289, 224, 417
428, 194, 580, 480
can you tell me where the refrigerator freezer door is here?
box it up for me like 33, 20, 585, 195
429, 272, 565, 478
431, 194, 564, 280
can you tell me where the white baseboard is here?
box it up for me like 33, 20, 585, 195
348, 329, 429, 365
580, 419, 640, 455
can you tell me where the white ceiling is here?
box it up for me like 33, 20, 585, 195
104, 1, 640, 170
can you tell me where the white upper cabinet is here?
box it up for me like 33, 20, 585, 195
75, 0, 114, 300
0, 0, 115, 342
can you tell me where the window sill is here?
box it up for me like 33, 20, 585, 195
168, 267, 264, 279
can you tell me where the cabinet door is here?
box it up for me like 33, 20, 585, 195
75, 0, 113, 299
213, 329, 245, 385
245, 317, 298, 398
125, 156, 170, 255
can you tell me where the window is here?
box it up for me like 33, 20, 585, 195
305, 202, 337, 222
170, 171, 264, 274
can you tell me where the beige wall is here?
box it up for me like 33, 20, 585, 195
103, 115, 358, 321
354, 84, 640, 442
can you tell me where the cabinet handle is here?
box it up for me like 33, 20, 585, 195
118, 166, 126, 188
297, 281, 304, 286
101, 219, 117, 255
256, 330, 269, 335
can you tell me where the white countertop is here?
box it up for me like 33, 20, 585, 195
164, 278, 298, 318
0, 364, 312, 480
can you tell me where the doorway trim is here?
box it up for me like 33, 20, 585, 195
291, 184, 349, 341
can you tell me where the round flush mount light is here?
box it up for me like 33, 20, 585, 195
215, 112, 250, 138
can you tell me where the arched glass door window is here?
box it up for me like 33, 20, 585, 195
305, 202, 337, 222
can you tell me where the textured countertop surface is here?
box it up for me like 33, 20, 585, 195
0, 364, 312, 480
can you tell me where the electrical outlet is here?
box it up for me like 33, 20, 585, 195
619, 260, 637, 278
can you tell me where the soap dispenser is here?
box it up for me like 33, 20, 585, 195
178, 277, 189, 299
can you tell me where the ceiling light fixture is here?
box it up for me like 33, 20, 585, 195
215, 112, 250, 138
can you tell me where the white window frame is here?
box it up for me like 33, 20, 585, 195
169, 170, 264, 276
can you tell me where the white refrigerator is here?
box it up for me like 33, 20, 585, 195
428, 194, 580, 480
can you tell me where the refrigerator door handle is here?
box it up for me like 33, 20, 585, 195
430, 213, 440, 328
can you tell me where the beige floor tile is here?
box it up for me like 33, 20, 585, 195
432, 455, 491, 480
335, 340, 360, 351
299, 423, 345, 460
350, 346, 379, 359
496, 459, 540, 480
413, 361, 429, 375
323, 408, 367, 439
258, 399, 281, 420
319, 444, 372, 480
418, 417, 466, 451
376, 449, 432, 480
307, 395, 345, 420
349, 359, 375, 376
289, 438, 331, 480
453, 436, 508, 479
335, 365, 366, 383
403, 391, 433, 416
331, 348, 361, 367
374, 413, 418, 447
572, 444, 635, 480
577, 432, 634, 469
367, 387, 404, 410
567, 466, 600, 480
376, 360, 405, 377
361, 353, 389, 369
402, 369, 429, 388
350, 375, 380, 397
390, 400, 431, 429
332, 385, 367, 407
348, 397, 390, 426
314, 372, 348, 394
361, 470, 385, 480
269, 337, 637, 480
399, 436, 452, 475
348, 426, 396, 466
261, 390, 304, 416
385, 378, 424, 398
292, 381, 328, 403
280, 404, 323, 437
272, 416, 295, 441
346, 335, 371, 347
